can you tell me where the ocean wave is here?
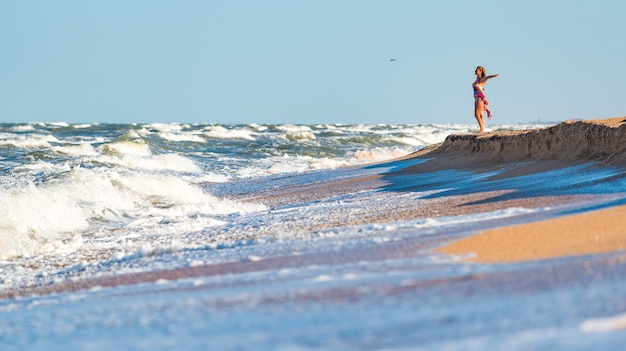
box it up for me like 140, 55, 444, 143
0, 134, 59, 149
275, 124, 314, 133
156, 132, 206, 143
51, 143, 100, 157
95, 153, 202, 172
0, 166, 266, 260
350, 147, 414, 161
100, 141, 152, 157
143, 123, 189, 133
284, 131, 317, 141
8, 125, 37, 132
201, 125, 257, 141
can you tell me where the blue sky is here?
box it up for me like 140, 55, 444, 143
1, 0, 624, 125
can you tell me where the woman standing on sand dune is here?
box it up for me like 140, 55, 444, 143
473, 66, 499, 132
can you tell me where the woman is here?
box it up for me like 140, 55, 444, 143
473, 66, 499, 132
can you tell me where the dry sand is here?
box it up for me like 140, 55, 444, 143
436, 204, 626, 263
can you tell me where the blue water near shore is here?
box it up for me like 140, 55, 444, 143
1, 122, 626, 350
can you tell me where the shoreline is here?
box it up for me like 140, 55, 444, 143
409, 117, 626, 263
2, 117, 626, 298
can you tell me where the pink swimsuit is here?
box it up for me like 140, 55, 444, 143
473, 80, 492, 120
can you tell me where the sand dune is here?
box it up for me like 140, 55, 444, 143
429, 117, 626, 164
426, 117, 626, 263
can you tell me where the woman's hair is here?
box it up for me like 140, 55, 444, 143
476, 66, 486, 77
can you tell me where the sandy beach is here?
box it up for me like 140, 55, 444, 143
4, 117, 626, 292
2, 117, 626, 349
425, 117, 626, 263
436, 204, 626, 263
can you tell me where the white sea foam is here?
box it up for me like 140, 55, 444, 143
276, 125, 313, 133
202, 125, 256, 140
49, 122, 71, 127
0, 134, 59, 148
51, 143, 100, 157
350, 146, 414, 161
144, 123, 187, 132
0, 182, 92, 259
236, 154, 351, 178
104, 153, 201, 172
121, 129, 144, 140
285, 131, 316, 141
100, 141, 152, 157
8, 125, 37, 132
249, 123, 268, 131
156, 132, 206, 143
582, 313, 626, 332
0, 165, 265, 259
195, 172, 232, 183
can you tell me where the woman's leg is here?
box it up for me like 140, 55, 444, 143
474, 100, 485, 132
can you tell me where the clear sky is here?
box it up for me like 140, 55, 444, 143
1, 0, 624, 125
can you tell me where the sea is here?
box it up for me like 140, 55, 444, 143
2, 121, 626, 350
0, 121, 539, 263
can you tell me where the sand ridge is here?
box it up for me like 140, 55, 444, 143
419, 117, 626, 263
402, 117, 626, 174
